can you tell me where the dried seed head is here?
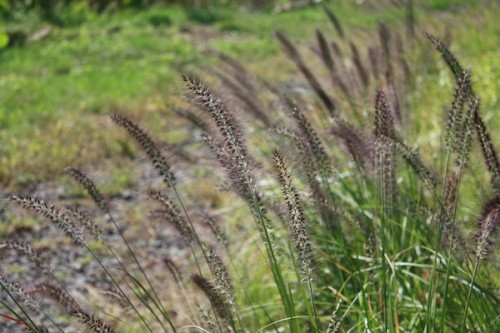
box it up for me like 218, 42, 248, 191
10, 195, 83, 245
273, 150, 314, 278
474, 197, 500, 260
67, 207, 103, 241
148, 190, 194, 243
35, 283, 80, 312
0, 242, 52, 274
350, 42, 369, 88
198, 306, 219, 333
184, 75, 246, 160
474, 109, 500, 193
323, 7, 344, 39
65, 167, 109, 212
428, 33, 463, 80
74, 310, 116, 333
288, 99, 333, 178
316, 29, 335, 74
192, 274, 228, 321
374, 89, 395, 139
174, 107, 210, 132
204, 214, 228, 248
205, 248, 235, 307
378, 22, 392, 71
110, 113, 175, 186
445, 69, 472, 151
163, 256, 183, 285
275, 31, 338, 117
0, 275, 39, 310
380, 135, 436, 189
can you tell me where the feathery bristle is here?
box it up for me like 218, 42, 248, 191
378, 22, 392, 73
273, 150, 314, 278
427, 33, 463, 80
316, 29, 335, 74
163, 256, 183, 285
0, 275, 40, 311
380, 135, 435, 188
110, 113, 175, 186
74, 310, 116, 333
201, 132, 255, 204
148, 190, 194, 243
67, 207, 103, 241
445, 69, 472, 151
0, 242, 52, 274
331, 125, 372, 171
184, 76, 248, 162
474, 109, 500, 193
323, 7, 344, 39
350, 42, 369, 88
64, 167, 109, 212
174, 107, 210, 132
192, 274, 228, 320
374, 89, 395, 138
10, 195, 83, 245
35, 283, 80, 312
454, 96, 478, 171
204, 214, 228, 248
316, 29, 351, 98
275, 30, 338, 117
185, 79, 265, 221
198, 306, 220, 333
287, 99, 332, 178
474, 197, 500, 260
205, 248, 235, 307
212, 68, 271, 127
373, 90, 398, 214
275, 127, 334, 221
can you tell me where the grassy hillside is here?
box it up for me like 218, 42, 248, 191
1, 1, 497, 189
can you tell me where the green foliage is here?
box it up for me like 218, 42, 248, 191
184, 7, 227, 24
1, 4, 499, 331
145, 12, 172, 27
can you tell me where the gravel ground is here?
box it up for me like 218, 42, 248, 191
0, 155, 216, 332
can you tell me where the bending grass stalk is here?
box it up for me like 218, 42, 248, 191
79, 237, 154, 332
379, 145, 389, 332
0, 296, 40, 332
0, 276, 65, 333
184, 76, 299, 332
65, 167, 174, 331
4, 241, 131, 331
169, 186, 240, 332
424, 151, 452, 333
216, 232, 280, 333
246, 179, 301, 333
0, 312, 26, 328
108, 115, 231, 331
459, 258, 481, 333
104, 212, 175, 332
438, 164, 467, 332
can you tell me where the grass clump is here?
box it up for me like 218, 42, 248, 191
1, 3, 500, 333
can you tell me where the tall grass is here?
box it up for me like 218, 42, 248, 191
1, 6, 499, 333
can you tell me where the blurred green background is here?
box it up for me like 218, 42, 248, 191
0, 0, 498, 189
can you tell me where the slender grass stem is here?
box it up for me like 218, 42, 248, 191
459, 254, 481, 333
